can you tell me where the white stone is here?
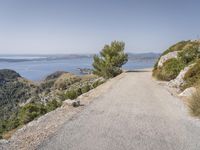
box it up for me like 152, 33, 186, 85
158, 51, 178, 67
179, 87, 197, 97
0, 139, 8, 144
168, 63, 195, 88
63, 100, 80, 107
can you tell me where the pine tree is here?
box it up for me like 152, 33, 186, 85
93, 41, 128, 78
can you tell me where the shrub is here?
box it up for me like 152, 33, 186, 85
65, 89, 79, 100
161, 40, 190, 56
153, 58, 185, 81
178, 42, 200, 65
182, 60, 200, 89
92, 80, 105, 88
153, 40, 197, 70
81, 84, 91, 94
18, 103, 47, 124
46, 99, 62, 112
188, 88, 200, 117
93, 41, 128, 79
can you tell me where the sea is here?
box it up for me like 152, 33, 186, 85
0, 53, 159, 81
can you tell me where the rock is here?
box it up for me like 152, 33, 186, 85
63, 100, 80, 107
168, 63, 195, 88
179, 87, 197, 97
0, 139, 8, 144
158, 51, 178, 67
77, 68, 93, 74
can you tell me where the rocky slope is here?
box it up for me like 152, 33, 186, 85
0, 69, 37, 137
153, 40, 200, 96
0, 69, 104, 139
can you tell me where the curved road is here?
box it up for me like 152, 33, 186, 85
39, 71, 200, 150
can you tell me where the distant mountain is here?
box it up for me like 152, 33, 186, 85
127, 53, 160, 61
0, 54, 94, 62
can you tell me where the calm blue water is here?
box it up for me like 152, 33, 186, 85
0, 55, 158, 80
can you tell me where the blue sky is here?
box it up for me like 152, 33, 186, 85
0, 0, 200, 54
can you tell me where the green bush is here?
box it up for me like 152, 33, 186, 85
81, 84, 91, 94
162, 40, 190, 56
153, 40, 198, 69
46, 99, 62, 112
153, 58, 185, 81
178, 42, 200, 65
182, 60, 200, 89
65, 89, 79, 100
18, 103, 47, 124
0, 99, 63, 138
93, 41, 128, 79
92, 80, 105, 88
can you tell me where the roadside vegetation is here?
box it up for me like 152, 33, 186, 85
189, 88, 200, 118
93, 41, 128, 78
182, 60, 200, 90
153, 58, 185, 81
153, 40, 200, 83
0, 73, 105, 139
153, 39, 200, 118
0, 41, 127, 139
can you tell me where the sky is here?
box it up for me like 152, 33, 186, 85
0, 0, 200, 54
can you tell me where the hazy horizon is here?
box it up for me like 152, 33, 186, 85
0, 0, 200, 54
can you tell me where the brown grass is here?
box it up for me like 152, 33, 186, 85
188, 88, 200, 118
2, 128, 19, 140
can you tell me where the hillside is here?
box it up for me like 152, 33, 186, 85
2, 71, 200, 150
0, 69, 104, 139
153, 40, 200, 118
153, 40, 200, 88
0, 69, 36, 129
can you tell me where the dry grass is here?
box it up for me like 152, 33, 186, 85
152, 58, 184, 81
188, 88, 200, 118
2, 127, 19, 140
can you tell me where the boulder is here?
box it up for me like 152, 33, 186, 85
168, 63, 195, 88
158, 51, 178, 67
179, 87, 196, 97
63, 99, 80, 107
0, 139, 8, 144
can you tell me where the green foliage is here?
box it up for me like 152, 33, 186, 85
153, 58, 185, 81
162, 40, 190, 56
189, 88, 200, 117
65, 89, 80, 100
0, 99, 63, 139
81, 84, 91, 94
54, 77, 80, 90
182, 60, 200, 89
18, 103, 47, 124
46, 99, 62, 112
178, 42, 200, 65
92, 80, 105, 88
154, 41, 190, 69
153, 40, 200, 81
93, 41, 128, 78
0, 69, 21, 82
0, 116, 20, 138
0, 79, 33, 122
40, 80, 55, 91
0, 69, 105, 139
